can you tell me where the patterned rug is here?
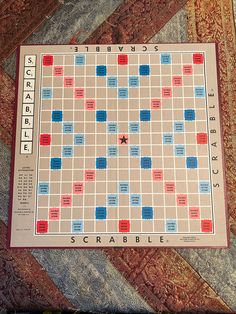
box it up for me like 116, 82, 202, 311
0, 0, 236, 312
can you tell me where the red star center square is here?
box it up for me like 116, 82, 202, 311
118, 54, 128, 65
193, 53, 204, 64
43, 55, 53, 66
118, 134, 128, 145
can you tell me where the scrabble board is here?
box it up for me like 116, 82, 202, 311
9, 44, 228, 248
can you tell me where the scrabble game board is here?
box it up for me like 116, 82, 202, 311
9, 44, 228, 248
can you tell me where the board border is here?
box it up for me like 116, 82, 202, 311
7, 43, 230, 249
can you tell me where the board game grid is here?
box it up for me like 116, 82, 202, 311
37, 51, 213, 235
9, 44, 228, 247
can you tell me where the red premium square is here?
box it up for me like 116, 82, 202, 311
85, 99, 96, 110
36, 220, 48, 233
193, 53, 204, 64
201, 219, 213, 232
49, 208, 60, 220
152, 169, 163, 181
64, 77, 74, 87
118, 54, 128, 65
197, 132, 208, 144
85, 170, 96, 181
40, 134, 51, 146
119, 220, 130, 232
73, 182, 84, 194
43, 55, 53, 66
151, 99, 161, 109
172, 76, 182, 86
164, 182, 175, 193
177, 194, 188, 206
183, 65, 193, 75
61, 195, 72, 207
75, 88, 84, 99
53, 66, 63, 76
189, 207, 200, 219
162, 87, 172, 98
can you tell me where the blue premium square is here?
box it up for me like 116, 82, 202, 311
184, 109, 195, 121
166, 220, 177, 232
107, 194, 118, 206
74, 134, 85, 145
96, 207, 107, 220
161, 53, 171, 64
140, 110, 151, 121
130, 194, 141, 206
142, 207, 153, 219
108, 146, 118, 157
107, 77, 117, 87
38, 183, 49, 194
96, 157, 107, 169
107, 122, 118, 133
63, 146, 73, 157
174, 121, 184, 132
139, 65, 150, 75
96, 65, 107, 76
96, 110, 107, 122
75, 55, 85, 65
163, 134, 173, 144
129, 122, 139, 133
175, 145, 185, 156
199, 181, 211, 193
130, 146, 139, 157
195, 86, 205, 98
129, 76, 139, 87
42, 88, 52, 99
72, 221, 83, 232
51, 158, 62, 170
52, 110, 63, 122
119, 182, 129, 193
186, 156, 198, 169
141, 157, 152, 169
63, 122, 73, 133
118, 88, 128, 98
